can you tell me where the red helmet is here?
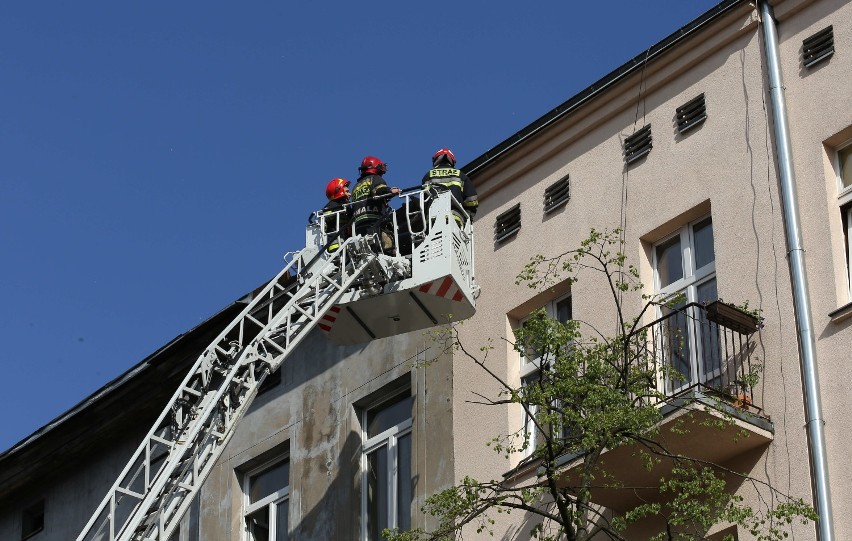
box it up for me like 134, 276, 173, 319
325, 178, 350, 201
359, 156, 387, 176
432, 148, 456, 167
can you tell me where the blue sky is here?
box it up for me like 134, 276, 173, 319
0, 1, 720, 452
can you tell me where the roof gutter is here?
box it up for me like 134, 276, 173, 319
463, 0, 745, 178
758, 1, 834, 539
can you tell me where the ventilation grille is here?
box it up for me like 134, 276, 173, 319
452, 231, 471, 274
624, 124, 652, 165
418, 230, 444, 263
544, 175, 571, 213
495, 204, 521, 243
676, 94, 707, 134
803, 26, 834, 68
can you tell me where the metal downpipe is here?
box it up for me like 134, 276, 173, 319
757, 2, 834, 539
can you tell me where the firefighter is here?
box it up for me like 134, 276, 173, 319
320, 177, 351, 253
351, 156, 399, 251
422, 148, 478, 225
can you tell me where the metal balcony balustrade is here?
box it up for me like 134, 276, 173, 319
536, 302, 768, 513
631, 301, 760, 412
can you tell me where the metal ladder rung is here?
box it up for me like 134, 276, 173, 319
180, 386, 202, 398
115, 487, 145, 500
78, 235, 384, 541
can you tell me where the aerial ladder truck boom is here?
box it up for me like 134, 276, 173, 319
77, 188, 477, 541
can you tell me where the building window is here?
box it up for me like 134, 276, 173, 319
844, 204, 852, 300
361, 391, 413, 540
653, 216, 718, 393
21, 500, 44, 540
839, 145, 852, 191
837, 144, 852, 300
243, 458, 290, 541
518, 294, 572, 456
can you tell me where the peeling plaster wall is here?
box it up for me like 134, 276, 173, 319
196, 327, 457, 539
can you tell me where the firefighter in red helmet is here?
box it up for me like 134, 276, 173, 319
351, 156, 399, 250
422, 148, 478, 225
320, 177, 352, 253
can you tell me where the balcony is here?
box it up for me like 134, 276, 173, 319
639, 301, 763, 410
554, 302, 773, 512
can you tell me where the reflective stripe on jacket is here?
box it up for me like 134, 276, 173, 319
421, 167, 479, 217
351, 174, 392, 224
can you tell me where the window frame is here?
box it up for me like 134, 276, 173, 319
835, 141, 852, 301
836, 141, 852, 197
652, 215, 718, 394
360, 391, 413, 540
652, 216, 715, 299
845, 204, 852, 300
242, 457, 290, 541
517, 293, 572, 457
518, 293, 573, 378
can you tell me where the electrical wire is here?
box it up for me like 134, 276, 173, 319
761, 59, 794, 502
617, 47, 651, 325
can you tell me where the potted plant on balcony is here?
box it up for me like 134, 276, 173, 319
727, 363, 762, 411
705, 299, 762, 335
733, 393, 753, 410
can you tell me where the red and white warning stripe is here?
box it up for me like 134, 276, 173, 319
418, 276, 465, 302
319, 305, 341, 332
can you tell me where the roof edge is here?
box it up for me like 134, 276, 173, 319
461, 0, 746, 177
0, 297, 249, 461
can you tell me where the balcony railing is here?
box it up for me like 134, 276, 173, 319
631, 302, 761, 412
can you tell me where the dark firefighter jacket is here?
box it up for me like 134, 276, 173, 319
421, 167, 478, 219
319, 198, 350, 252
351, 174, 392, 229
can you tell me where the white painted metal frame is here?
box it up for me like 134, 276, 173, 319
835, 142, 852, 301
652, 216, 716, 395
78, 188, 476, 541
846, 206, 852, 301
517, 293, 572, 457
517, 293, 572, 376
242, 460, 290, 541
78, 235, 382, 541
360, 401, 413, 541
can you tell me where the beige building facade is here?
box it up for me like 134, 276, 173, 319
1, 0, 850, 539
459, 0, 851, 538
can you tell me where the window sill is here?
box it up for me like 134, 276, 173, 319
502, 455, 543, 482
828, 301, 852, 323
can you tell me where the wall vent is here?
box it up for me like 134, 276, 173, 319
676, 93, 707, 134
803, 26, 834, 68
495, 203, 521, 243
623, 124, 652, 165
544, 175, 571, 213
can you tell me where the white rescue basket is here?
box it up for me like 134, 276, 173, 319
310, 188, 477, 344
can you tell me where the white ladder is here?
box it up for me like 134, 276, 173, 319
77, 235, 392, 541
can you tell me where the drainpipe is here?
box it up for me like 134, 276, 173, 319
757, 2, 834, 540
